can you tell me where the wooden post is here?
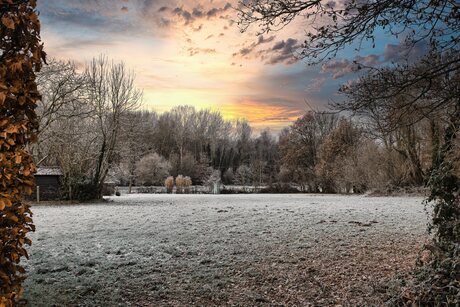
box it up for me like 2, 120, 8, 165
69, 186, 72, 203
36, 186, 40, 203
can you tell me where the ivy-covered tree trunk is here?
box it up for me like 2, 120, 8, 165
0, 0, 45, 305
402, 103, 460, 304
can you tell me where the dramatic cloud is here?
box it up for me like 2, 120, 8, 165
234, 37, 300, 65
36, 0, 353, 131
264, 38, 301, 65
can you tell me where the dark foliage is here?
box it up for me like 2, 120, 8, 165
259, 183, 301, 194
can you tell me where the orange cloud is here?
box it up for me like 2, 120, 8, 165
220, 100, 304, 131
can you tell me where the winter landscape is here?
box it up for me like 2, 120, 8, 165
23, 194, 427, 306
1, 0, 459, 306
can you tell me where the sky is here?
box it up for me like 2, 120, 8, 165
36, 0, 425, 132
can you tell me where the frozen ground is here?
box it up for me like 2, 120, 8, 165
23, 194, 428, 306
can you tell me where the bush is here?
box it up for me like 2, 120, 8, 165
175, 175, 192, 194
72, 182, 100, 201
164, 176, 174, 193
184, 176, 192, 193
135, 153, 171, 186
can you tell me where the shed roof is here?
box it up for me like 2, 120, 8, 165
36, 167, 63, 176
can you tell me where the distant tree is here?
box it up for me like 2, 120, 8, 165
252, 130, 279, 185
0, 1, 45, 304
316, 119, 364, 193
206, 169, 222, 193
222, 168, 235, 185
279, 111, 338, 192
235, 119, 253, 165
170, 106, 195, 168
170, 152, 211, 184
117, 111, 157, 192
135, 153, 171, 186
234, 165, 252, 187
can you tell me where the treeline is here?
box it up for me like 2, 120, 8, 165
35, 57, 446, 199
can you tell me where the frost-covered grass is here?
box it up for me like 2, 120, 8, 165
23, 194, 427, 306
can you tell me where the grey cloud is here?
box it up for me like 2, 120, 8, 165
154, 2, 233, 26
266, 54, 298, 65
239, 48, 252, 56
305, 77, 327, 93
384, 40, 428, 63
39, 1, 137, 34
354, 54, 380, 66
207, 8, 219, 17
321, 59, 359, 79
172, 7, 193, 24
235, 35, 276, 57
272, 41, 286, 50
264, 38, 300, 65
192, 7, 204, 18
321, 54, 381, 79
235, 37, 300, 65
188, 47, 217, 56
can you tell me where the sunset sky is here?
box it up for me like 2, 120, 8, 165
37, 0, 425, 132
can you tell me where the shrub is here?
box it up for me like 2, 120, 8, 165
135, 153, 171, 186
164, 176, 174, 193
72, 182, 100, 201
183, 176, 192, 193
175, 175, 192, 194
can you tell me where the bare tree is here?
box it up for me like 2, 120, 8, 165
116, 111, 157, 192
34, 59, 89, 165
36, 59, 88, 134
316, 119, 364, 193
85, 55, 142, 197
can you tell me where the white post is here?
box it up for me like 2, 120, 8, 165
36, 186, 40, 203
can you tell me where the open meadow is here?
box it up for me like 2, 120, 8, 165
23, 194, 428, 306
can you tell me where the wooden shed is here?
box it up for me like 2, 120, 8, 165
33, 167, 63, 201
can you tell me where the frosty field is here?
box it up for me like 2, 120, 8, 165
23, 194, 428, 306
